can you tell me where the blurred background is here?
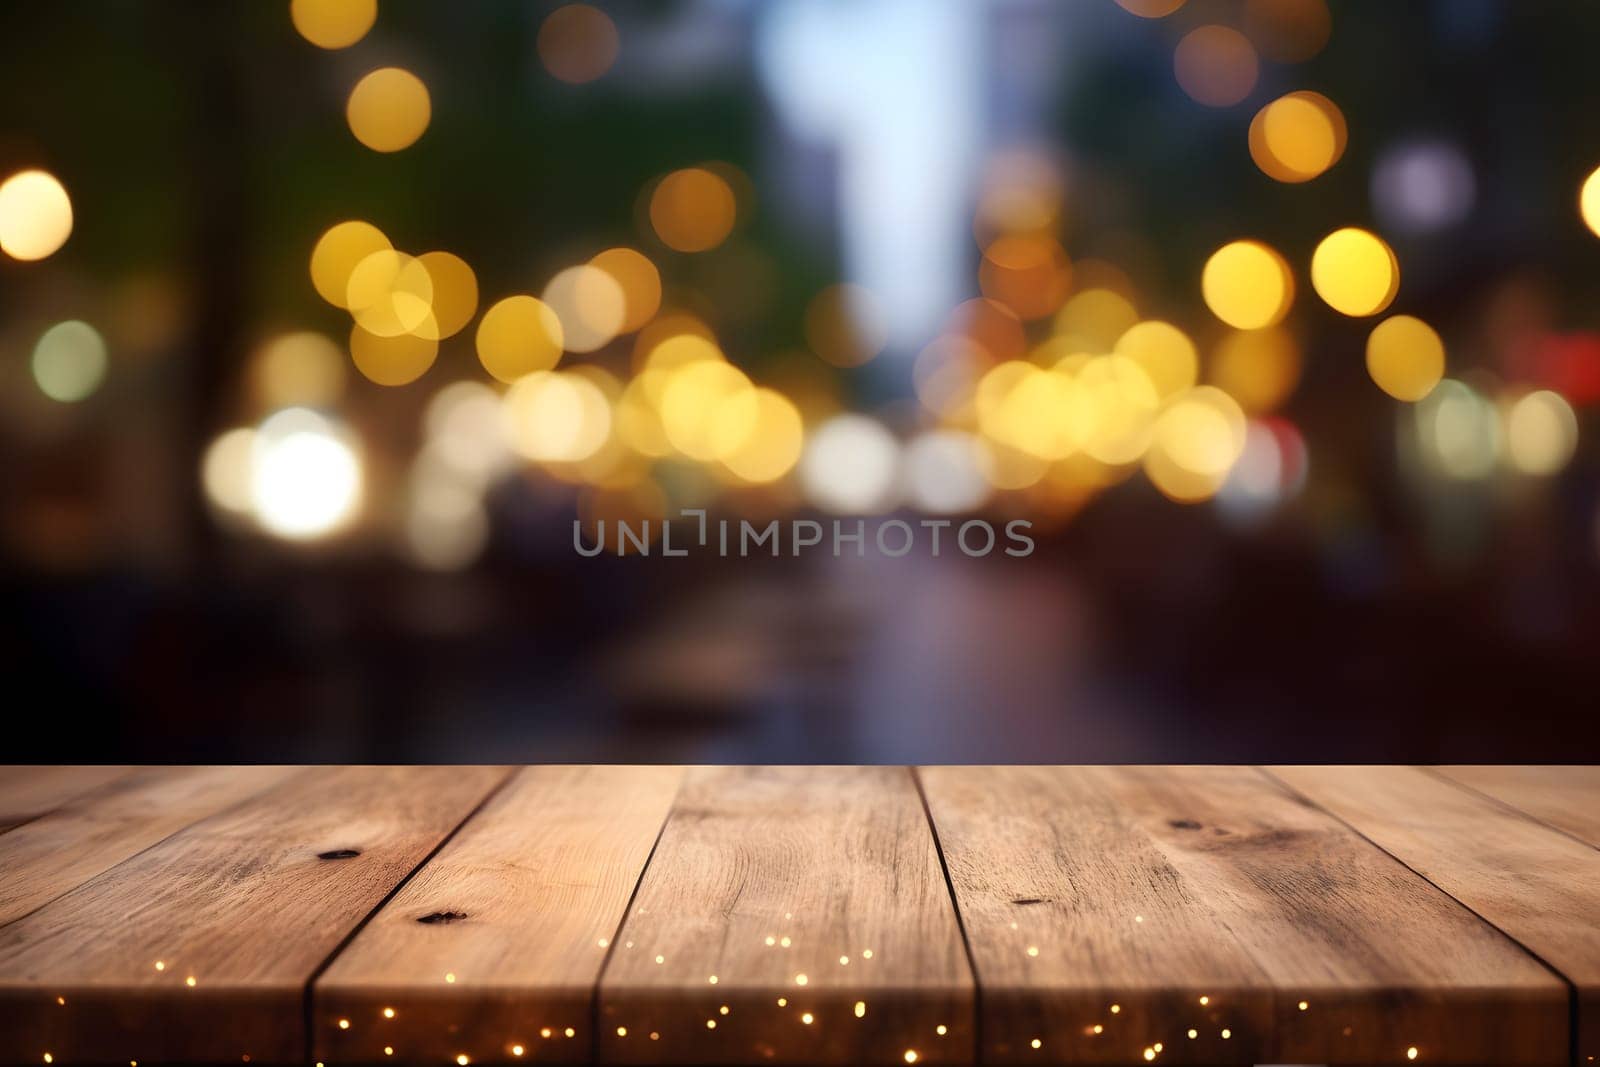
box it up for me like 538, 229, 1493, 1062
2, 0, 1598, 763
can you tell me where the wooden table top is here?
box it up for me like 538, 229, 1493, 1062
0, 765, 1594, 1067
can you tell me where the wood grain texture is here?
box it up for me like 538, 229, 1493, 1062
315, 765, 683, 1066
1433, 765, 1600, 848
0, 767, 130, 832
921, 765, 1567, 1066
0, 766, 298, 927
597, 766, 973, 1067
1271, 764, 1600, 1067
0, 765, 508, 1065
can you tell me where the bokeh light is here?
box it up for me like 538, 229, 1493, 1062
201, 427, 257, 516
659, 360, 757, 462
1580, 165, 1600, 238
1366, 314, 1444, 402
1113, 320, 1197, 399
310, 221, 392, 308
415, 251, 479, 340
254, 331, 346, 408
346, 67, 431, 153
1416, 379, 1498, 479
650, 167, 737, 253
800, 414, 900, 514
1310, 227, 1399, 316
290, 0, 376, 50
537, 4, 620, 85
1201, 240, 1294, 329
590, 247, 662, 334
1372, 140, 1476, 234
1114, 0, 1186, 17
542, 264, 626, 353
721, 388, 804, 483
1248, 92, 1346, 183
978, 234, 1072, 320
1145, 386, 1247, 501
1210, 327, 1301, 413
251, 408, 362, 539
903, 431, 990, 514
805, 283, 889, 367
1173, 26, 1259, 108
347, 249, 435, 338
503, 371, 611, 463
32, 320, 108, 403
1053, 288, 1138, 352
476, 295, 564, 382
0, 169, 73, 261
1241, 0, 1331, 63
1504, 389, 1578, 475
350, 323, 438, 386
1074, 354, 1159, 465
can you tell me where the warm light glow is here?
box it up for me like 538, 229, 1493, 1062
590, 247, 662, 333
346, 67, 431, 153
1408, 1048, 1418, 1061
1202, 240, 1294, 329
1115, 0, 1186, 15
721, 388, 804, 483
979, 234, 1072, 320
350, 325, 438, 386
503, 371, 612, 463
801, 1013, 814, 1025
1054, 288, 1138, 352
799, 414, 900, 513
347, 249, 435, 338
542, 264, 626, 353
383, 1008, 395, 1019
659, 360, 758, 461
416, 251, 479, 340
255, 332, 346, 408
1583, 166, 1600, 238
649, 167, 737, 253
477, 295, 564, 382
1174, 25, 1259, 107
1311, 228, 1399, 316
1210, 327, 1301, 413
1249, 91, 1346, 182
310, 221, 392, 309
1505, 389, 1578, 475
904, 1051, 919, 1064
1114, 321, 1198, 399
1366, 315, 1444, 401
855, 1001, 867, 1018
252, 409, 361, 539
1243, 0, 1331, 63
290, 0, 376, 49
32, 320, 107, 402
0, 169, 72, 261
537, 4, 620, 85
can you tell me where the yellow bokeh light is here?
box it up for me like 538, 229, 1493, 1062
1580, 166, 1600, 238
1366, 315, 1444, 402
979, 234, 1073, 320
1311, 228, 1399, 317
1210, 327, 1301, 413
0, 169, 73, 261
633, 312, 716, 371
347, 249, 436, 338
1146, 387, 1247, 501
477, 295, 564, 382
32, 320, 108, 403
346, 67, 431, 153
202, 427, 257, 516
976, 361, 1079, 461
504, 371, 612, 463
1174, 26, 1259, 108
590, 247, 662, 333
415, 252, 479, 340
537, 4, 620, 85
1115, 0, 1186, 15
722, 388, 804, 483
542, 264, 626, 354
1114, 321, 1198, 399
290, 0, 376, 49
659, 360, 758, 461
1242, 0, 1331, 63
1073, 354, 1160, 465
1249, 91, 1346, 183
649, 167, 737, 253
1202, 240, 1294, 330
254, 332, 347, 408
310, 220, 392, 308
1505, 389, 1578, 475
1053, 288, 1139, 353
805, 283, 889, 367
350, 324, 438, 386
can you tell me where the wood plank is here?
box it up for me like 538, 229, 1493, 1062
0, 767, 130, 832
0, 766, 299, 927
1271, 764, 1600, 1067
314, 765, 683, 1066
920, 765, 1567, 1066
596, 766, 973, 1067
1433, 765, 1600, 849
0, 765, 508, 1065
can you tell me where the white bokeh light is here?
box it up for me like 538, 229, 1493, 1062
799, 414, 901, 514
